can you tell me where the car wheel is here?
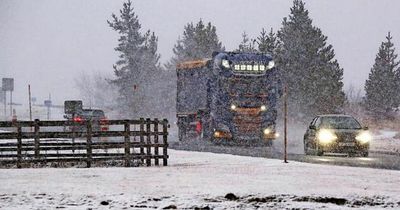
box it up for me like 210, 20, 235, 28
303, 140, 310, 155
316, 149, 323, 156
315, 142, 323, 156
361, 151, 369, 157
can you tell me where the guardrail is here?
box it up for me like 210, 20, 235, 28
0, 118, 169, 168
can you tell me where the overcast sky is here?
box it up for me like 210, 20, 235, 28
1, 0, 400, 105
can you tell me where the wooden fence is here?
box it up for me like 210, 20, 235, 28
0, 118, 169, 168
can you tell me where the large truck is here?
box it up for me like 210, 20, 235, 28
176, 52, 281, 145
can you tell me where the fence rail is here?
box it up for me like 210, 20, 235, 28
0, 118, 169, 168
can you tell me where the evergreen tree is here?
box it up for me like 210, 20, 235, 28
169, 19, 224, 66
108, 0, 161, 117
277, 0, 345, 120
237, 31, 257, 53
364, 32, 400, 118
257, 28, 279, 55
162, 20, 223, 117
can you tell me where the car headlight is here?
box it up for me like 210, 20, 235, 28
230, 104, 237, 111
356, 131, 372, 144
267, 60, 275, 69
317, 129, 337, 144
222, 59, 230, 68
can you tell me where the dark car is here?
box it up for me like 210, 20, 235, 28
64, 109, 109, 132
303, 114, 371, 157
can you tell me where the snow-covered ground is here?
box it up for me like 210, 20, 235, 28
0, 149, 399, 209
370, 130, 400, 155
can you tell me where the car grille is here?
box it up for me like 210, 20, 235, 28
336, 132, 356, 142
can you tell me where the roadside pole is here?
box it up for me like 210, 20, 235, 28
28, 85, 33, 131
28, 85, 32, 121
284, 84, 288, 163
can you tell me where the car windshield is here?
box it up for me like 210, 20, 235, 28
319, 116, 362, 129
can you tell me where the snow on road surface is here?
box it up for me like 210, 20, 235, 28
371, 130, 400, 155
0, 149, 399, 209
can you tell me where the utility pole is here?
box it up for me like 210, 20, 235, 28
28, 85, 32, 121
10, 90, 12, 117
284, 84, 288, 163
3, 91, 6, 119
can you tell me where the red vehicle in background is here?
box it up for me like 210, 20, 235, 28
64, 109, 109, 132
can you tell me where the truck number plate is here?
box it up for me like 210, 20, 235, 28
339, 142, 355, 146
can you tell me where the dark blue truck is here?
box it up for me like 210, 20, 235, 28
176, 52, 281, 146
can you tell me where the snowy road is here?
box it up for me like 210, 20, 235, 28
1, 149, 399, 209
170, 141, 400, 170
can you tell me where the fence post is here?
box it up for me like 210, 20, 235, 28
162, 119, 168, 166
140, 118, 145, 163
16, 123, 22, 168
86, 120, 92, 168
154, 118, 159, 166
34, 119, 40, 159
146, 118, 151, 167
124, 120, 131, 167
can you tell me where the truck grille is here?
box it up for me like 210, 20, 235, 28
233, 108, 261, 138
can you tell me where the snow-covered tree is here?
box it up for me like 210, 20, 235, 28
160, 20, 223, 118
364, 32, 400, 118
277, 0, 345, 120
169, 19, 223, 67
237, 31, 257, 53
74, 72, 118, 112
257, 28, 279, 55
108, 0, 161, 118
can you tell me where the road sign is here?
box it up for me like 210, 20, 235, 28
64, 100, 82, 114
2, 78, 14, 91
0, 90, 4, 102
44, 100, 52, 107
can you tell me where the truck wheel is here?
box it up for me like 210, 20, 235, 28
178, 125, 186, 141
361, 151, 369, 157
264, 139, 273, 147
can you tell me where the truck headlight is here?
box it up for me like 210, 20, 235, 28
317, 129, 337, 144
356, 131, 372, 144
230, 104, 237, 111
260, 105, 267, 111
263, 128, 271, 135
267, 60, 275, 69
222, 59, 230, 68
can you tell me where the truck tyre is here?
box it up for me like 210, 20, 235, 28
178, 125, 185, 141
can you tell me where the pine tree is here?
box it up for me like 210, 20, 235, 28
237, 32, 257, 53
161, 20, 223, 117
277, 0, 345, 120
364, 32, 400, 118
257, 28, 279, 55
169, 19, 224, 66
108, 0, 161, 117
